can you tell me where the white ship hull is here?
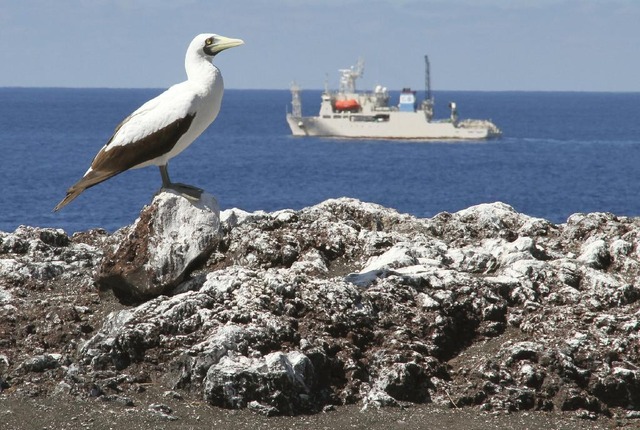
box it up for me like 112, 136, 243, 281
287, 112, 496, 140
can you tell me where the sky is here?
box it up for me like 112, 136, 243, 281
0, 0, 639, 92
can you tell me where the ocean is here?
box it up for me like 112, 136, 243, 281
1, 88, 640, 234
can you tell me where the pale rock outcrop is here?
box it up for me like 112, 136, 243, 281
96, 190, 221, 299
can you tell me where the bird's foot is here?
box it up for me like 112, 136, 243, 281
161, 183, 203, 201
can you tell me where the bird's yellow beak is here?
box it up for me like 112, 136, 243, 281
210, 36, 244, 54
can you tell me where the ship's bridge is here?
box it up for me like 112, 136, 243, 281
399, 88, 417, 112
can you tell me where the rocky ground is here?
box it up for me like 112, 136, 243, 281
2, 193, 640, 428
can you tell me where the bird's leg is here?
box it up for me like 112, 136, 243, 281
159, 164, 172, 188
158, 164, 203, 200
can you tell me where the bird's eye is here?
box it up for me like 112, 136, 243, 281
205, 37, 214, 46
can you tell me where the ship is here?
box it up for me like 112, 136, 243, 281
286, 57, 501, 140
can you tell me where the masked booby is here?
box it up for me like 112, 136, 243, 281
54, 33, 244, 211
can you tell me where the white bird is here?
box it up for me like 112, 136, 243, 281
54, 33, 244, 211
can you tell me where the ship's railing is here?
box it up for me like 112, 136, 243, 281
457, 119, 502, 136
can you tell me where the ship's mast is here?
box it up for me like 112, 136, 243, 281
290, 81, 302, 118
422, 55, 434, 121
424, 55, 432, 101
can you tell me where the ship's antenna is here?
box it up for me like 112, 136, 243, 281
339, 58, 364, 93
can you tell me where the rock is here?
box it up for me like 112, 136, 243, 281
96, 190, 221, 299
38, 228, 71, 248
148, 403, 178, 421
0, 226, 102, 287
578, 239, 611, 269
52, 381, 72, 397
0, 355, 10, 374
372, 361, 432, 403
19, 353, 62, 373
247, 400, 280, 416
163, 390, 183, 400
3, 198, 640, 418
362, 388, 400, 409
203, 351, 316, 415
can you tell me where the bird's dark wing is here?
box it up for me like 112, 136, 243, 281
53, 113, 196, 211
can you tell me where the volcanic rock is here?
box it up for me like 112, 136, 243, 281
2, 198, 640, 420
96, 190, 221, 300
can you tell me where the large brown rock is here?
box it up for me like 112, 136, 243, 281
96, 190, 221, 299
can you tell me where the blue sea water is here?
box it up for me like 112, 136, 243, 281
1, 88, 640, 234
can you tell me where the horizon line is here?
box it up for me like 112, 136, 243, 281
1, 86, 639, 95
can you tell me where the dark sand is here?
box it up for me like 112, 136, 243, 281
1, 395, 633, 430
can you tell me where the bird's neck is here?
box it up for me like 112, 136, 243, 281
185, 54, 219, 92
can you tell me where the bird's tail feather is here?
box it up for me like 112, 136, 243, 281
53, 186, 86, 212
53, 169, 119, 212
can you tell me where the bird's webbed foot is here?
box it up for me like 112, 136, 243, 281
158, 165, 203, 200
161, 183, 204, 201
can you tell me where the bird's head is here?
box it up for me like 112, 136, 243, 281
190, 33, 244, 59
